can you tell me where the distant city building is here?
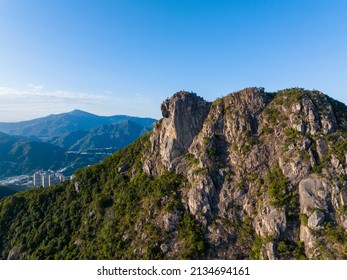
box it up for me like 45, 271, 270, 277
33, 170, 65, 187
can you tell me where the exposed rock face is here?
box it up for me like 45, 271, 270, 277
144, 91, 211, 175
74, 181, 81, 192
255, 207, 287, 237
308, 210, 325, 230
143, 87, 347, 259
7, 247, 26, 260
299, 176, 329, 215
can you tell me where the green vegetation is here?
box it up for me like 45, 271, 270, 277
276, 240, 306, 260
263, 126, 273, 135
241, 144, 250, 154
250, 234, 306, 260
315, 222, 347, 259
264, 108, 281, 125
311, 131, 347, 174
250, 235, 262, 259
323, 222, 347, 245
203, 136, 211, 146
283, 128, 301, 149
330, 136, 347, 163
266, 168, 292, 208
240, 131, 258, 155
299, 213, 308, 226
178, 213, 207, 259
277, 88, 305, 103
184, 153, 199, 166
311, 164, 326, 174
284, 128, 300, 140
0, 133, 198, 260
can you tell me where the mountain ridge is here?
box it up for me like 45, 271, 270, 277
1, 87, 347, 260
0, 112, 156, 178
0, 109, 156, 138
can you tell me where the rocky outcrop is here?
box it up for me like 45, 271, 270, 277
299, 176, 329, 214
307, 210, 325, 230
144, 91, 211, 175
7, 247, 26, 260
143, 87, 347, 259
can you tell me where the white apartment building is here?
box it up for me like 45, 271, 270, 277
33, 170, 65, 187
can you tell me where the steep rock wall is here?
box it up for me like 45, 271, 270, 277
144, 87, 347, 259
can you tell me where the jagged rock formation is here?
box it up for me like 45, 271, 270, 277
143, 87, 347, 259
144, 91, 211, 175
1, 87, 347, 260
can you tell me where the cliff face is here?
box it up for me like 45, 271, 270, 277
144, 92, 211, 175
1, 87, 347, 260
144, 87, 347, 259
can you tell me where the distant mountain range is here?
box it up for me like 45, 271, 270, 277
0, 132, 66, 176
0, 109, 155, 138
49, 120, 148, 152
0, 110, 156, 178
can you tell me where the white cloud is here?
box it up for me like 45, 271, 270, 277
0, 85, 108, 104
0, 85, 160, 122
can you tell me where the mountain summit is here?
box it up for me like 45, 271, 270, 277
142, 87, 347, 259
0, 110, 156, 137
1, 88, 347, 260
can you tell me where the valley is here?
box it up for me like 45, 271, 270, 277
0, 110, 156, 195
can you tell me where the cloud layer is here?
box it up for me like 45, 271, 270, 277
0, 85, 159, 122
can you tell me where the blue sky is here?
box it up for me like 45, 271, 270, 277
0, 0, 346, 121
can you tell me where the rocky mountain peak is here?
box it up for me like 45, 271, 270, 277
144, 87, 347, 259
144, 91, 211, 175
144, 88, 273, 175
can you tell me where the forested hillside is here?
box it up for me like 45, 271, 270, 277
1, 88, 347, 260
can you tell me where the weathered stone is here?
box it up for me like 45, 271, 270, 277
264, 242, 276, 260
119, 232, 129, 241
299, 176, 329, 215
302, 98, 320, 134
74, 181, 81, 192
74, 239, 84, 247
188, 183, 212, 216
316, 139, 329, 159
144, 92, 211, 175
295, 121, 306, 133
292, 102, 302, 112
331, 155, 341, 169
279, 156, 310, 183
89, 210, 95, 218
308, 210, 325, 230
118, 163, 129, 173
255, 207, 286, 238
320, 104, 338, 134
160, 244, 168, 254
340, 192, 347, 207
343, 220, 347, 231
298, 138, 312, 151
7, 247, 20, 260
7, 247, 26, 260
300, 225, 316, 258
138, 88, 347, 259
162, 212, 180, 231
